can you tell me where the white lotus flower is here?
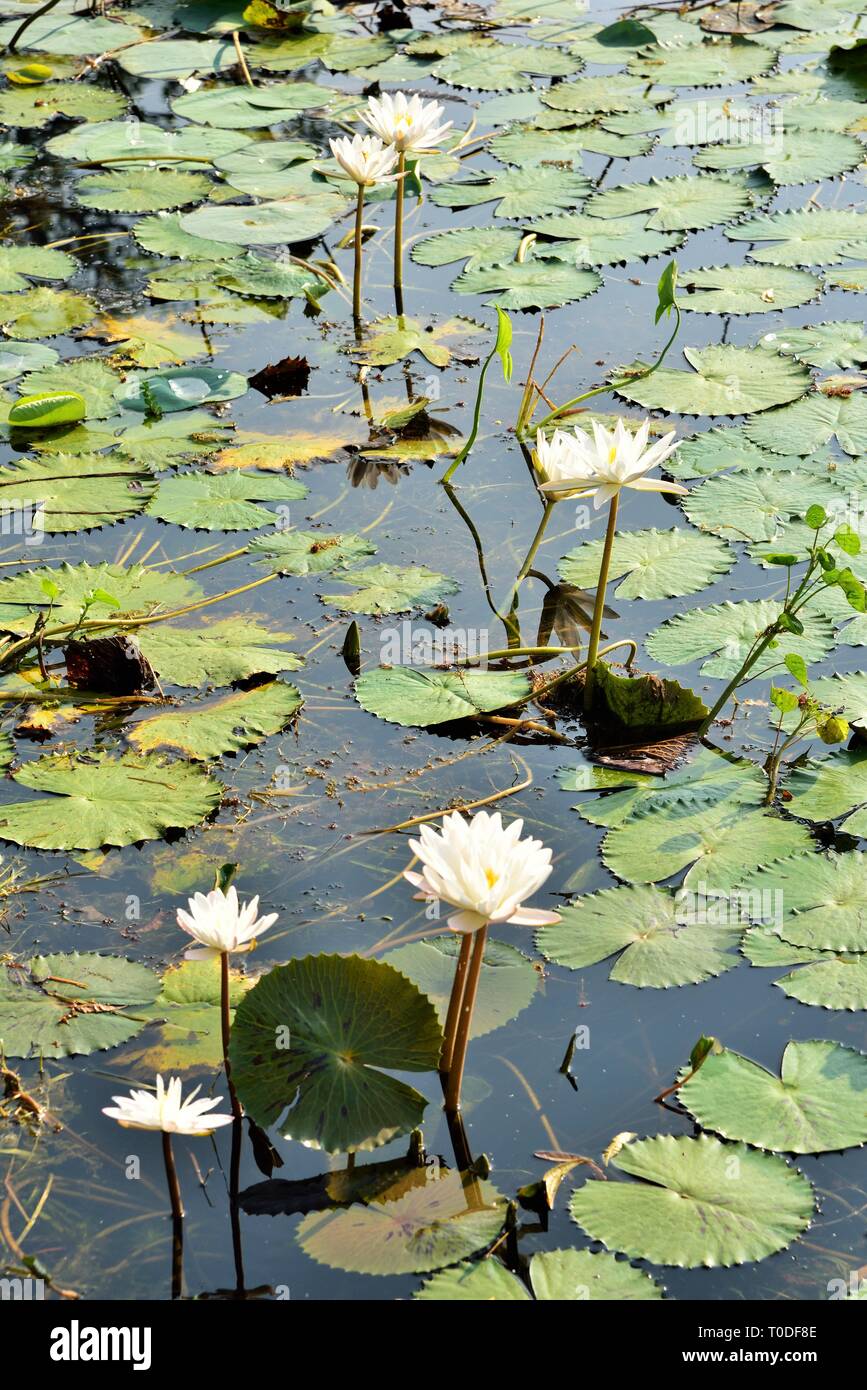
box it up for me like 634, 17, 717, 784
329, 133, 400, 186
537, 418, 686, 508
361, 91, 452, 154
405, 810, 560, 934
103, 1074, 232, 1136
177, 885, 277, 960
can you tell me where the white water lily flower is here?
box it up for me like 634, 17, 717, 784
103, 1074, 232, 1136
361, 91, 452, 154
533, 428, 584, 491
537, 418, 686, 508
404, 810, 560, 934
177, 885, 277, 960
329, 133, 400, 186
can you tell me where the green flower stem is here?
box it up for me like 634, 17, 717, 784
352, 182, 365, 338
440, 335, 500, 485
583, 493, 620, 713
440, 932, 473, 1077
444, 924, 487, 1114
394, 151, 407, 318
530, 304, 681, 439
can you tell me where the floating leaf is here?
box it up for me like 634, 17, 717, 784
416, 1248, 662, 1300
530, 212, 683, 266
630, 39, 774, 85
0, 751, 222, 850
386, 937, 539, 1038
0, 342, 58, 384
570, 1134, 813, 1268
146, 471, 306, 530
129, 680, 302, 759
431, 167, 590, 220
17, 359, 121, 419
726, 208, 867, 266
538, 885, 741, 987
452, 261, 601, 310
784, 749, 867, 833
133, 212, 242, 261
249, 529, 376, 575
411, 227, 524, 272
46, 119, 252, 166
683, 469, 843, 541
358, 316, 484, 369
180, 195, 348, 247
666, 425, 801, 479
562, 744, 764, 829
82, 313, 204, 368
559, 528, 733, 601
0, 560, 201, 634
776, 954, 867, 1011
542, 74, 670, 113
230, 954, 443, 1152
0, 245, 76, 293
297, 1167, 506, 1275
602, 801, 812, 892
0, 81, 125, 128
355, 667, 531, 728
680, 1039, 867, 1153
0, 15, 142, 56
646, 598, 833, 677
136, 619, 302, 688
75, 169, 212, 214
744, 390, 867, 456
321, 565, 459, 616
677, 264, 821, 314
7, 392, 85, 429
431, 38, 577, 91
585, 173, 761, 232
0, 453, 154, 532
116, 366, 247, 414
171, 80, 328, 128
759, 321, 867, 370
0, 952, 158, 1059
0, 287, 94, 340
695, 129, 864, 185
122, 958, 252, 1073
617, 344, 810, 417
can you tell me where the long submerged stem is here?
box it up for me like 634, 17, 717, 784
394, 150, 407, 318
220, 951, 245, 1295
440, 933, 473, 1077
583, 493, 619, 712
352, 182, 365, 339
161, 1132, 184, 1301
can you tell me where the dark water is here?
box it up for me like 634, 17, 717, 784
1, 0, 866, 1302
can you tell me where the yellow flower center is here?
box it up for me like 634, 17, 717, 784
608, 445, 617, 465
485, 867, 499, 889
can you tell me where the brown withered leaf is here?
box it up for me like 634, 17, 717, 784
65, 636, 156, 696
249, 354, 310, 400
700, 2, 778, 34
588, 731, 699, 776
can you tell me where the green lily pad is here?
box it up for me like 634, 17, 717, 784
431, 37, 577, 91
0, 750, 223, 850
114, 411, 234, 468
171, 80, 328, 128
128, 679, 302, 759
529, 212, 683, 266
355, 667, 531, 728
647, 598, 833, 677
585, 173, 762, 232
452, 261, 601, 310
386, 936, 539, 1039
744, 390, 867, 456
678, 264, 821, 314
18, 359, 122, 419
559, 528, 734, 600
411, 227, 524, 272
630, 39, 774, 86
321, 564, 459, 616
759, 322, 867, 370
683, 469, 843, 542
570, 1134, 813, 1267
0, 287, 95, 340
563, 744, 764, 829
0, 951, 159, 1059
616, 345, 811, 416
776, 954, 867, 1011
0, 15, 142, 56
0, 559, 201, 634
122, 957, 252, 1073
431, 167, 590, 220
117, 37, 239, 80
75, 168, 212, 213
0, 341, 58, 384
538, 885, 741, 987
0, 245, 76, 293
133, 212, 243, 261
297, 1167, 506, 1274
666, 425, 804, 479
680, 1039, 867, 1153
0, 453, 155, 532
146, 471, 306, 530
542, 73, 671, 113
695, 129, 864, 185
116, 366, 247, 414
726, 208, 867, 266
358, 316, 484, 369
416, 1247, 663, 1300
249, 529, 376, 576
229, 953, 443, 1152
602, 801, 812, 892
0, 80, 126, 128
180, 194, 348, 247
785, 749, 867, 833
136, 619, 302, 688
